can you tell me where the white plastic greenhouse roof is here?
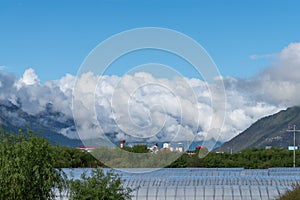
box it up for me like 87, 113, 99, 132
117, 168, 300, 200
61, 168, 300, 200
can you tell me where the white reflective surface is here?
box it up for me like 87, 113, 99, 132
59, 168, 300, 200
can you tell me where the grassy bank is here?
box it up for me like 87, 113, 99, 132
278, 185, 300, 200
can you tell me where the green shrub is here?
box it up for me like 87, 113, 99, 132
68, 168, 133, 200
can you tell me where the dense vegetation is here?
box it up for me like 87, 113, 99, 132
88, 145, 299, 169
52, 146, 102, 168
68, 169, 133, 200
53, 144, 300, 169
0, 129, 132, 199
92, 146, 182, 168
0, 129, 66, 199
122, 144, 149, 153
170, 148, 299, 168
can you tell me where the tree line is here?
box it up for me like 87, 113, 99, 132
169, 147, 299, 168
53, 143, 300, 169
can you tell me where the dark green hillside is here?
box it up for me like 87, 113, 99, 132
216, 107, 300, 153
0, 101, 83, 147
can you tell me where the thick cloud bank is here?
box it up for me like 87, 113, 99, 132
1, 43, 300, 142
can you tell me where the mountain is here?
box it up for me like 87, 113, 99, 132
0, 100, 224, 149
0, 100, 83, 147
3, 99, 299, 152
216, 106, 300, 153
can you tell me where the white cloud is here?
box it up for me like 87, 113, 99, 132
21, 68, 40, 85
0, 68, 284, 142
1, 42, 300, 143
15, 68, 40, 89
70, 70, 283, 142
257, 42, 300, 106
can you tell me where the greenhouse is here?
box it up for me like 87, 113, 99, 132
63, 168, 300, 200
120, 168, 300, 200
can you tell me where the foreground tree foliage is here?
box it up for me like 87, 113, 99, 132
0, 129, 133, 200
0, 129, 66, 200
68, 168, 133, 200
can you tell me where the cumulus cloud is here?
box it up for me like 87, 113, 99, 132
257, 43, 300, 106
0, 69, 277, 142
15, 68, 40, 89
1, 42, 300, 143
238, 42, 300, 107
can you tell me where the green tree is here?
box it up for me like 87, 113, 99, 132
0, 129, 66, 200
131, 144, 149, 153
121, 144, 149, 153
68, 168, 133, 200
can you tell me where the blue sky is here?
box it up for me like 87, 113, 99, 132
1, 0, 300, 81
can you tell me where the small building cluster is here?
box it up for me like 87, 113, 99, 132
119, 141, 186, 153
76, 140, 206, 154
162, 142, 184, 152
